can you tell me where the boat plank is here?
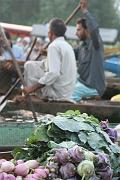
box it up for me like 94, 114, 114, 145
3, 100, 120, 123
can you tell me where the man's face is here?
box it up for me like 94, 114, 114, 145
48, 28, 54, 42
75, 23, 86, 41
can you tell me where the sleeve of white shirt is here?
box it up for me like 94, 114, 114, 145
38, 44, 61, 86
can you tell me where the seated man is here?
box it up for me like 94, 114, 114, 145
1, 31, 25, 62
72, 0, 106, 101
22, 18, 77, 101
0, 31, 25, 93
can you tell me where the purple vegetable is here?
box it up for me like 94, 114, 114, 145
16, 160, 24, 165
32, 173, 40, 179
66, 177, 77, 180
14, 163, 29, 176
25, 160, 39, 169
46, 162, 59, 174
95, 153, 112, 180
1, 161, 15, 173
44, 168, 49, 175
0, 159, 6, 166
54, 148, 70, 164
100, 120, 117, 143
0, 172, 4, 179
4, 174, 16, 180
89, 175, 99, 180
97, 166, 112, 180
48, 172, 58, 179
95, 153, 110, 169
24, 178, 35, 180
24, 174, 36, 180
59, 162, 76, 179
68, 145, 84, 163
35, 168, 48, 178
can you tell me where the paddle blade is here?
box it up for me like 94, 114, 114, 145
0, 96, 7, 112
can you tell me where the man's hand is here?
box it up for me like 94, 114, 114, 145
3, 60, 13, 71
80, 0, 88, 12
22, 83, 45, 95
39, 48, 47, 56
23, 86, 36, 95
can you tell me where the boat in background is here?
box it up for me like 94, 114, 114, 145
104, 57, 120, 77
0, 22, 32, 37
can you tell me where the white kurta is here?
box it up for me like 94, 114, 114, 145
24, 37, 77, 100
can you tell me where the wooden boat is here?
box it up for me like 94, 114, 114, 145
3, 98, 120, 123
1, 98, 119, 149
102, 76, 120, 99
104, 57, 120, 77
0, 61, 120, 99
0, 151, 13, 160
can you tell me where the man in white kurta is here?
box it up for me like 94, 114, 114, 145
23, 18, 77, 101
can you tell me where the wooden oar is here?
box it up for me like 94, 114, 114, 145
26, 37, 37, 60
0, 95, 7, 112
65, 3, 81, 24
0, 26, 38, 122
0, 78, 20, 107
0, 3, 81, 109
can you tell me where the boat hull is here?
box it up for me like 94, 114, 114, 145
3, 99, 120, 123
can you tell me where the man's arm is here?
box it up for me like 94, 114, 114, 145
3, 60, 25, 70
23, 83, 45, 95
80, 0, 100, 49
84, 11, 100, 49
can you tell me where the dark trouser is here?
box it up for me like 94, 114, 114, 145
0, 61, 23, 94
0, 62, 12, 94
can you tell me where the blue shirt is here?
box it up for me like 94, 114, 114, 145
3, 44, 25, 61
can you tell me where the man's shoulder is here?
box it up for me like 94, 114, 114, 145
49, 39, 64, 48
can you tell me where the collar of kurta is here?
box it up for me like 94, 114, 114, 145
53, 36, 65, 42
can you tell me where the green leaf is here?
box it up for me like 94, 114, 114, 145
74, 110, 81, 116
89, 115, 100, 124
27, 134, 37, 144
12, 147, 29, 160
73, 116, 85, 122
80, 113, 99, 124
96, 126, 103, 133
87, 132, 104, 150
53, 117, 81, 132
101, 131, 113, 144
109, 144, 120, 154
34, 125, 50, 142
78, 131, 88, 144
48, 141, 76, 149
57, 110, 81, 117
53, 117, 95, 132
47, 124, 55, 138
67, 133, 80, 143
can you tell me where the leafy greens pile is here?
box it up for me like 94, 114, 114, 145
13, 110, 120, 177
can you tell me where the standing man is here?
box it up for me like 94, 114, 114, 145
22, 18, 77, 101
72, 0, 106, 101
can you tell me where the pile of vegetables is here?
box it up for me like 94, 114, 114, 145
12, 110, 120, 178
0, 159, 49, 179
0, 145, 112, 179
